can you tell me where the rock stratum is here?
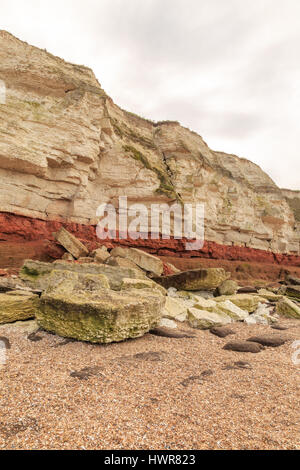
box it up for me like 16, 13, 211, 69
0, 31, 299, 268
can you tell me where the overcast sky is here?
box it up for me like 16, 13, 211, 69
1, 0, 300, 189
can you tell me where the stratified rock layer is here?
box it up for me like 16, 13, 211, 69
0, 31, 299, 268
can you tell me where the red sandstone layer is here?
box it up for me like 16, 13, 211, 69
0, 213, 300, 272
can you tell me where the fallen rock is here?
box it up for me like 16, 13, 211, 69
0, 277, 28, 293
217, 280, 238, 296
91, 248, 110, 264
215, 294, 261, 313
276, 297, 300, 319
271, 324, 289, 331
111, 247, 163, 276
286, 275, 300, 286
285, 285, 300, 301
121, 277, 167, 296
20, 259, 147, 291
106, 256, 145, 275
247, 335, 287, 347
192, 296, 217, 312
163, 297, 188, 321
245, 303, 277, 325
164, 262, 181, 274
62, 253, 75, 261
237, 287, 258, 294
188, 308, 232, 330
36, 270, 165, 343
159, 318, 178, 329
78, 257, 95, 264
216, 300, 249, 321
210, 326, 235, 338
257, 289, 283, 302
223, 341, 264, 353
0, 291, 39, 324
153, 268, 230, 291
54, 227, 89, 259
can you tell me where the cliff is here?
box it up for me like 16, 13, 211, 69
0, 30, 299, 268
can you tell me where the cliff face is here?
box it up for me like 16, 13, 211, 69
0, 30, 299, 263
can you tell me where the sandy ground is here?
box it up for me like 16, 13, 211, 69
0, 318, 299, 450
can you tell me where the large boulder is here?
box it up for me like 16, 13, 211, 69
20, 259, 147, 291
110, 247, 163, 276
188, 308, 232, 329
0, 291, 39, 324
36, 270, 165, 343
163, 297, 188, 322
276, 297, 300, 319
153, 268, 230, 291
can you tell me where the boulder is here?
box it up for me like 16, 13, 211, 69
54, 227, 89, 259
20, 259, 147, 291
216, 300, 249, 321
223, 341, 264, 353
121, 278, 167, 296
110, 247, 163, 276
257, 289, 283, 302
163, 297, 187, 322
215, 294, 261, 313
0, 291, 39, 324
153, 268, 230, 291
192, 296, 217, 312
188, 308, 232, 330
276, 297, 300, 319
36, 270, 165, 343
0, 277, 28, 293
217, 280, 238, 296
91, 247, 110, 264
285, 285, 300, 301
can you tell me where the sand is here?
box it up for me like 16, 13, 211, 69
0, 319, 299, 450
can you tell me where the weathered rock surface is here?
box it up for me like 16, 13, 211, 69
188, 308, 232, 329
210, 326, 235, 338
215, 294, 261, 312
285, 285, 300, 301
216, 280, 238, 296
153, 268, 230, 291
0, 30, 299, 269
247, 335, 287, 347
0, 291, 38, 324
20, 259, 147, 291
111, 248, 163, 276
36, 270, 165, 343
55, 228, 89, 259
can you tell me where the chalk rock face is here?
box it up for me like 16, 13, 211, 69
0, 31, 299, 255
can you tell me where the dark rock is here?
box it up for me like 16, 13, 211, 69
150, 327, 195, 339
286, 275, 300, 286
223, 341, 264, 353
70, 366, 103, 380
247, 335, 287, 347
237, 286, 258, 294
286, 285, 300, 301
152, 268, 230, 291
210, 326, 235, 338
271, 325, 289, 331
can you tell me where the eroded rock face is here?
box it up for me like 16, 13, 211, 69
0, 31, 299, 260
36, 270, 165, 343
0, 291, 38, 324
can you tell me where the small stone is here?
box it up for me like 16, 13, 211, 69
159, 318, 178, 329
150, 327, 195, 339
